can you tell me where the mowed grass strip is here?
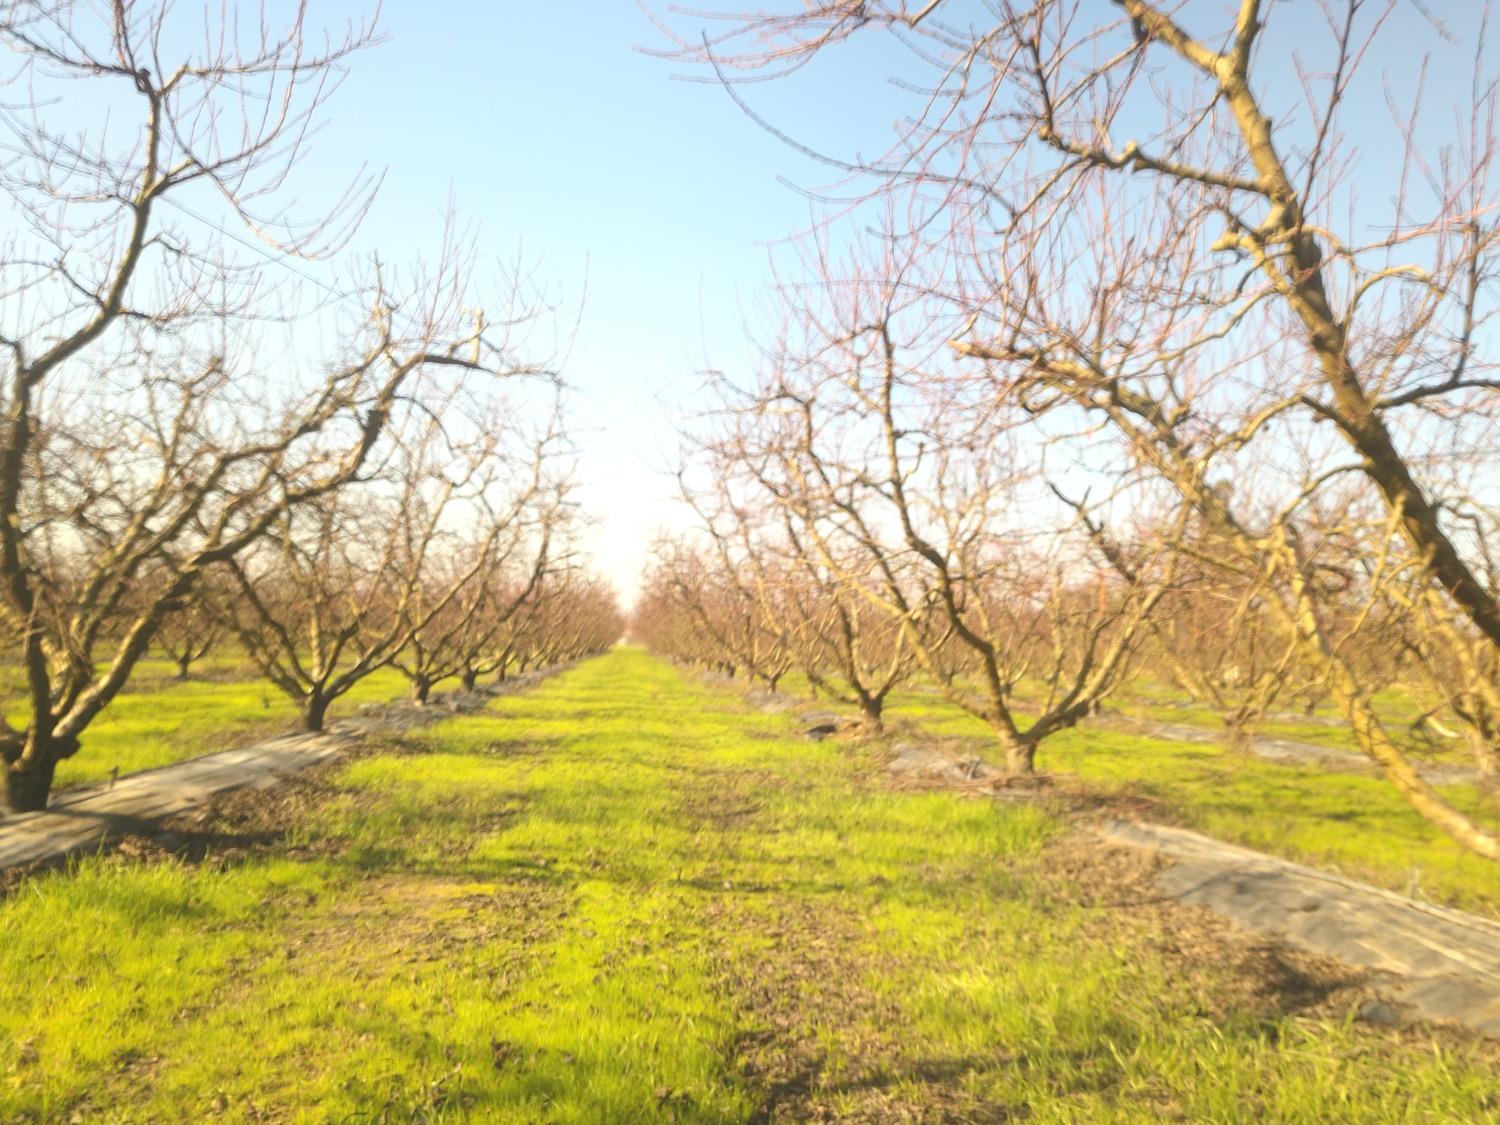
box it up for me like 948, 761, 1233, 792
0, 648, 1495, 1121
886, 688, 1500, 917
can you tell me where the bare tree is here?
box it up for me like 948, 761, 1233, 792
658, 0, 1500, 856
156, 586, 226, 682
391, 415, 567, 705
0, 1, 551, 810
677, 244, 1183, 772
528, 571, 625, 665
642, 534, 795, 688
633, 563, 726, 671
672, 396, 915, 725
214, 403, 560, 731
762, 531, 912, 728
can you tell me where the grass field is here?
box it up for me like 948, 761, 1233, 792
1100, 680, 1461, 760
1, 649, 1495, 1121
884, 688, 1500, 917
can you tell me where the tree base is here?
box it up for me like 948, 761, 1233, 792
4, 757, 58, 813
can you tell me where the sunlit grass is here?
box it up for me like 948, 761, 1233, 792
0, 649, 1494, 1120
886, 689, 1500, 915
1102, 679, 1450, 758
884, 673, 1444, 756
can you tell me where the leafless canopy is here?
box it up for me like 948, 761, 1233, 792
652, 0, 1500, 857
0, 1, 567, 810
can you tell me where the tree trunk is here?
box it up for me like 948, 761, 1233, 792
3, 754, 58, 813
460, 669, 478, 693
858, 695, 884, 731
301, 693, 331, 733
175, 653, 192, 680
1000, 734, 1036, 775
410, 677, 432, 705
1223, 708, 1254, 750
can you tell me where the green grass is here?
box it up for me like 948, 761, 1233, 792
885, 689, 1500, 916
1, 656, 426, 790
0, 649, 1495, 1121
1100, 679, 1456, 759
890, 674, 1450, 759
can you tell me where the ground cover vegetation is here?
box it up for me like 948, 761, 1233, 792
881, 683, 1500, 916
0, 655, 404, 790
2, 650, 1497, 1121
642, 0, 1500, 861
636, 587, 1500, 913
0, 630, 616, 794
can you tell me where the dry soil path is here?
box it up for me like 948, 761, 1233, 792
0, 671, 558, 873
1100, 712, 1483, 785
0, 731, 350, 870
1096, 818, 1500, 1038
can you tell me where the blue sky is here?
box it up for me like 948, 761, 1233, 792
294, 2, 922, 601
307, 1, 1485, 604
12, 1, 1484, 602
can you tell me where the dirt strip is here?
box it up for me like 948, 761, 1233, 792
880, 728, 1500, 1040
1096, 818, 1500, 1038
0, 733, 352, 870
0, 669, 564, 872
